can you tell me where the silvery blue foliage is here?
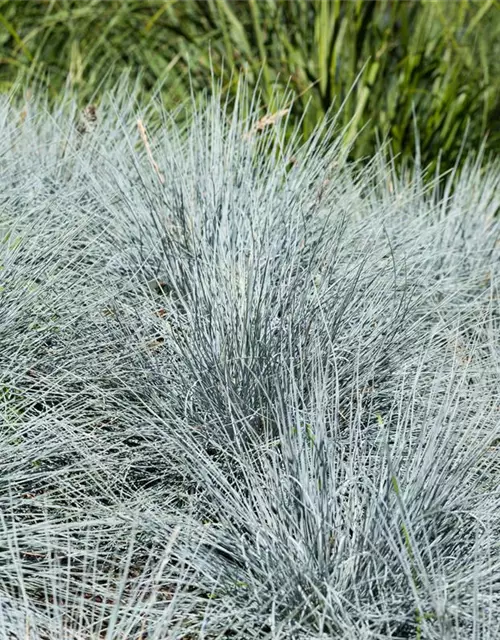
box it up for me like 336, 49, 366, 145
0, 77, 499, 638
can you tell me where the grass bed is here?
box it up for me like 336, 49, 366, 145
0, 80, 499, 639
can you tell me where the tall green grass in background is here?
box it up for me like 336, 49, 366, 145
0, 0, 499, 174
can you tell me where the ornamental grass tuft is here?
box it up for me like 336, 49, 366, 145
0, 78, 499, 639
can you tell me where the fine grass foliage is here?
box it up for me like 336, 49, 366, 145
0, 78, 499, 638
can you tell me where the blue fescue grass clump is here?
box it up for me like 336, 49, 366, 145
0, 79, 499, 639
